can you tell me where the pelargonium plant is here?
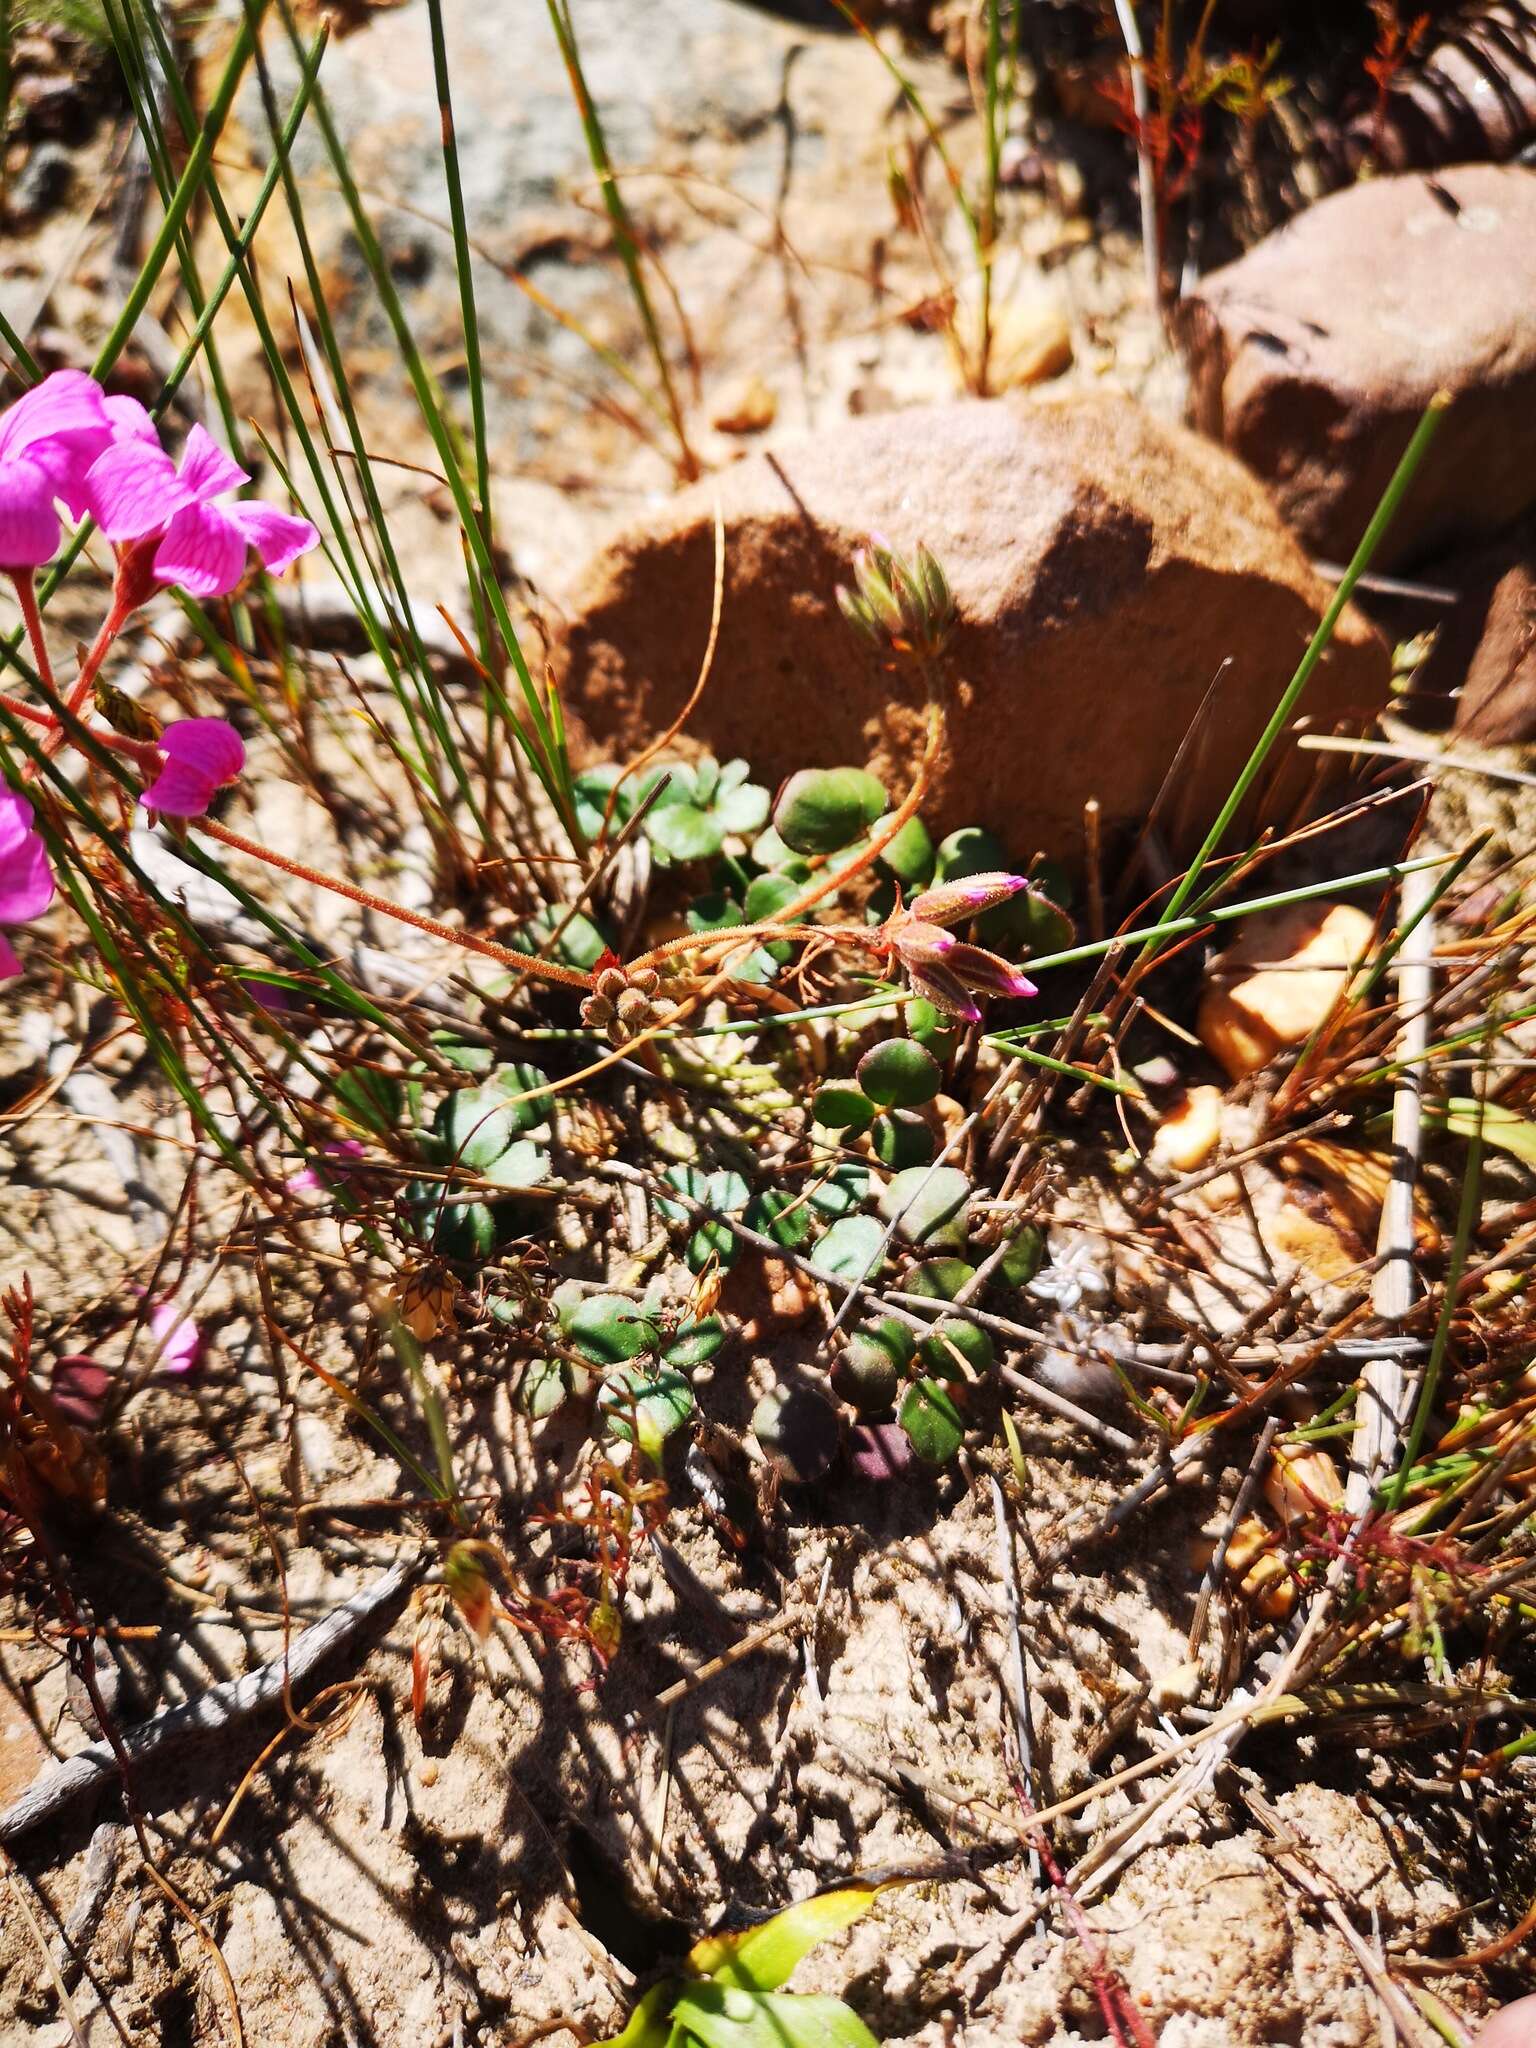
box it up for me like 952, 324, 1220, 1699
0, 368, 318, 981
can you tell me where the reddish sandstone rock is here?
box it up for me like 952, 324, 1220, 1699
1414, 519, 1536, 745
1180, 166, 1536, 570
555, 391, 1386, 864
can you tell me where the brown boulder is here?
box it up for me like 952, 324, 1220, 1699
1180, 165, 1536, 570
555, 392, 1386, 862
1415, 520, 1536, 744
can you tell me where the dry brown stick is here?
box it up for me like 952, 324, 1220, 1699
0, 1553, 420, 1847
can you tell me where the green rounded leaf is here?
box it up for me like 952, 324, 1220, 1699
747, 1188, 814, 1249
811, 1213, 886, 1285
935, 824, 1010, 883
899, 1377, 966, 1464
661, 1316, 726, 1372
918, 1316, 995, 1379
876, 814, 935, 887
869, 1108, 936, 1170
514, 904, 609, 972
647, 802, 724, 864
813, 1084, 876, 1132
808, 1161, 870, 1217
904, 1257, 975, 1301
773, 767, 886, 855
906, 997, 959, 1064
831, 1329, 903, 1414
600, 1366, 695, 1456
998, 1223, 1046, 1288
878, 1165, 971, 1248
520, 1356, 571, 1419
857, 1037, 941, 1108
564, 1292, 658, 1365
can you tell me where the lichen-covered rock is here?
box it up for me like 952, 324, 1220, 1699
556, 391, 1386, 861
1180, 166, 1536, 569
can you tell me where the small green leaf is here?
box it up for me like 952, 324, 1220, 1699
904, 1257, 975, 1301
870, 1108, 936, 1170
564, 1293, 658, 1365
813, 1084, 876, 1132
811, 1214, 886, 1285
590, 1980, 678, 2048
333, 1066, 401, 1135
808, 1162, 870, 1217
998, 1223, 1045, 1288
905, 998, 959, 1064
857, 1038, 940, 1108
918, 1317, 994, 1378
935, 824, 1010, 884
480, 1139, 550, 1189
878, 1166, 971, 1248
520, 1356, 571, 1419
876, 814, 935, 888
688, 892, 746, 934
514, 904, 609, 971
1436, 1098, 1536, 1169
600, 1366, 696, 1456
774, 767, 886, 855
648, 802, 724, 864
661, 1316, 726, 1371
715, 778, 771, 836
899, 1377, 966, 1463
747, 1189, 814, 1249
672, 1986, 879, 2048
690, 1885, 882, 1990
743, 870, 805, 924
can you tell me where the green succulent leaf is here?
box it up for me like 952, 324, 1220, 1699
648, 801, 724, 864
998, 1223, 1046, 1288
857, 1038, 940, 1108
876, 814, 935, 888
746, 1189, 814, 1249
878, 1166, 971, 1248
869, 1108, 936, 1170
661, 1316, 726, 1372
813, 1084, 876, 1132
904, 1257, 976, 1301
690, 1884, 882, 1991
600, 1366, 696, 1456
918, 1316, 995, 1379
773, 766, 887, 855
899, 1377, 966, 1464
671, 1986, 879, 2048
563, 1292, 659, 1365
811, 1214, 886, 1285
808, 1162, 870, 1218
905, 998, 959, 1064
520, 1356, 572, 1419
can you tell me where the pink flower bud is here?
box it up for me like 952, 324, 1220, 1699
909, 872, 1028, 927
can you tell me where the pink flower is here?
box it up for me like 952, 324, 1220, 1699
139, 718, 245, 817
0, 788, 56, 980
287, 1138, 367, 1195
883, 871, 1037, 1024
0, 370, 113, 570
85, 421, 318, 599
149, 1302, 203, 1377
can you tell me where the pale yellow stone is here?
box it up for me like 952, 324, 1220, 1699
710, 373, 777, 436
1198, 902, 1376, 1081
1149, 1084, 1224, 1172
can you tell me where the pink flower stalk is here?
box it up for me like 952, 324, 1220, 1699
885, 870, 1037, 1024
149, 1302, 203, 1377
86, 420, 318, 599
139, 718, 245, 817
0, 370, 114, 570
0, 788, 55, 980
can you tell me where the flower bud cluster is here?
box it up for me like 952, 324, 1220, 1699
580, 964, 679, 1047
836, 539, 956, 662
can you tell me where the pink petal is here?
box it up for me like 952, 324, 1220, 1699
0, 931, 21, 980
906, 960, 981, 1024
84, 436, 190, 541
946, 943, 1037, 1001
139, 718, 244, 817
161, 717, 244, 783
0, 370, 108, 460
152, 501, 247, 597
103, 394, 159, 445
0, 790, 54, 923
150, 1302, 202, 1375
0, 455, 63, 568
225, 498, 319, 577
178, 423, 249, 504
